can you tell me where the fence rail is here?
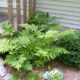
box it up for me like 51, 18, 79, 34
8, 0, 36, 29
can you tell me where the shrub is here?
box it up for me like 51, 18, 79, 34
59, 52, 80, 68
58, 29, 80, 51
57, 29, 80, 68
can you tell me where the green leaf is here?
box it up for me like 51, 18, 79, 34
0, 39, 10, 53
2, 22, 16, 36
5, 54, 26, 70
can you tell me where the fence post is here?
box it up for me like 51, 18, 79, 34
7, 0, 36, 29
16, 0, 21, 30
32, 0, 36, 13
23, 0, 27, 23
29, 0, 36, 19
8, 0, 14, 25
29, 0, 32, 16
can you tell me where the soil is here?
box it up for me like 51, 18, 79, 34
4, 61, 80, 80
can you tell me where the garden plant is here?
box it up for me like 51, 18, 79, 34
0, 11, 80, 79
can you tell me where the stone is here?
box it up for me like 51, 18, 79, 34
0, 66, 7, 77
0, 77, 4, 80
3, 73, 12, 80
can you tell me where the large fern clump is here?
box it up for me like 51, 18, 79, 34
0, 21, 68, 72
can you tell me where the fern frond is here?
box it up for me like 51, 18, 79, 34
0, 39, 10, 53
2, 22, 16, 37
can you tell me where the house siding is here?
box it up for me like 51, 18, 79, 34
36, 0, 80, 28
0, 0, 80, 28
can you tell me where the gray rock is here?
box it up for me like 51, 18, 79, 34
3, 73, 12, 80
0, 66, 7, 77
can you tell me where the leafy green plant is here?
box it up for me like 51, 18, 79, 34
11, 74, 20, 80
1, 22, 16, 37
0, 12, 69, 80
51, 70, 64, 80
48, 66, 52, 72
57, 29, 80, 68
59, 52, 80, 68
58, 29, 80, 51
27, 72, 41, 80
0, 39, 10, 54
44, 69, 63, 80
0, 23, 68, 72
28, 11, 60, 31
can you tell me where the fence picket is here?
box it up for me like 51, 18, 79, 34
23, 0, 27, 23
8, 0, 14, 25
8, 0, 36, 29
16, 0, 21, 29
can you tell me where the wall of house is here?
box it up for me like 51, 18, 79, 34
0, 0, 80, 28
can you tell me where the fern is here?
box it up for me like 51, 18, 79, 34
27, 11, 60, 31
1, 22, 16, 37
0, 39, 10, 53
0, 22, 68, 72
4, 54, 26, 70
34, 47, 69, 67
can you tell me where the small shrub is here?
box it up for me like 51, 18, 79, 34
59, 52, 80, 68
58, 29, 80, 51
57, 29, 80, 68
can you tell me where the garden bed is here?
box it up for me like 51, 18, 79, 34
4, 61, 80, 80
0, 12, 80, 80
